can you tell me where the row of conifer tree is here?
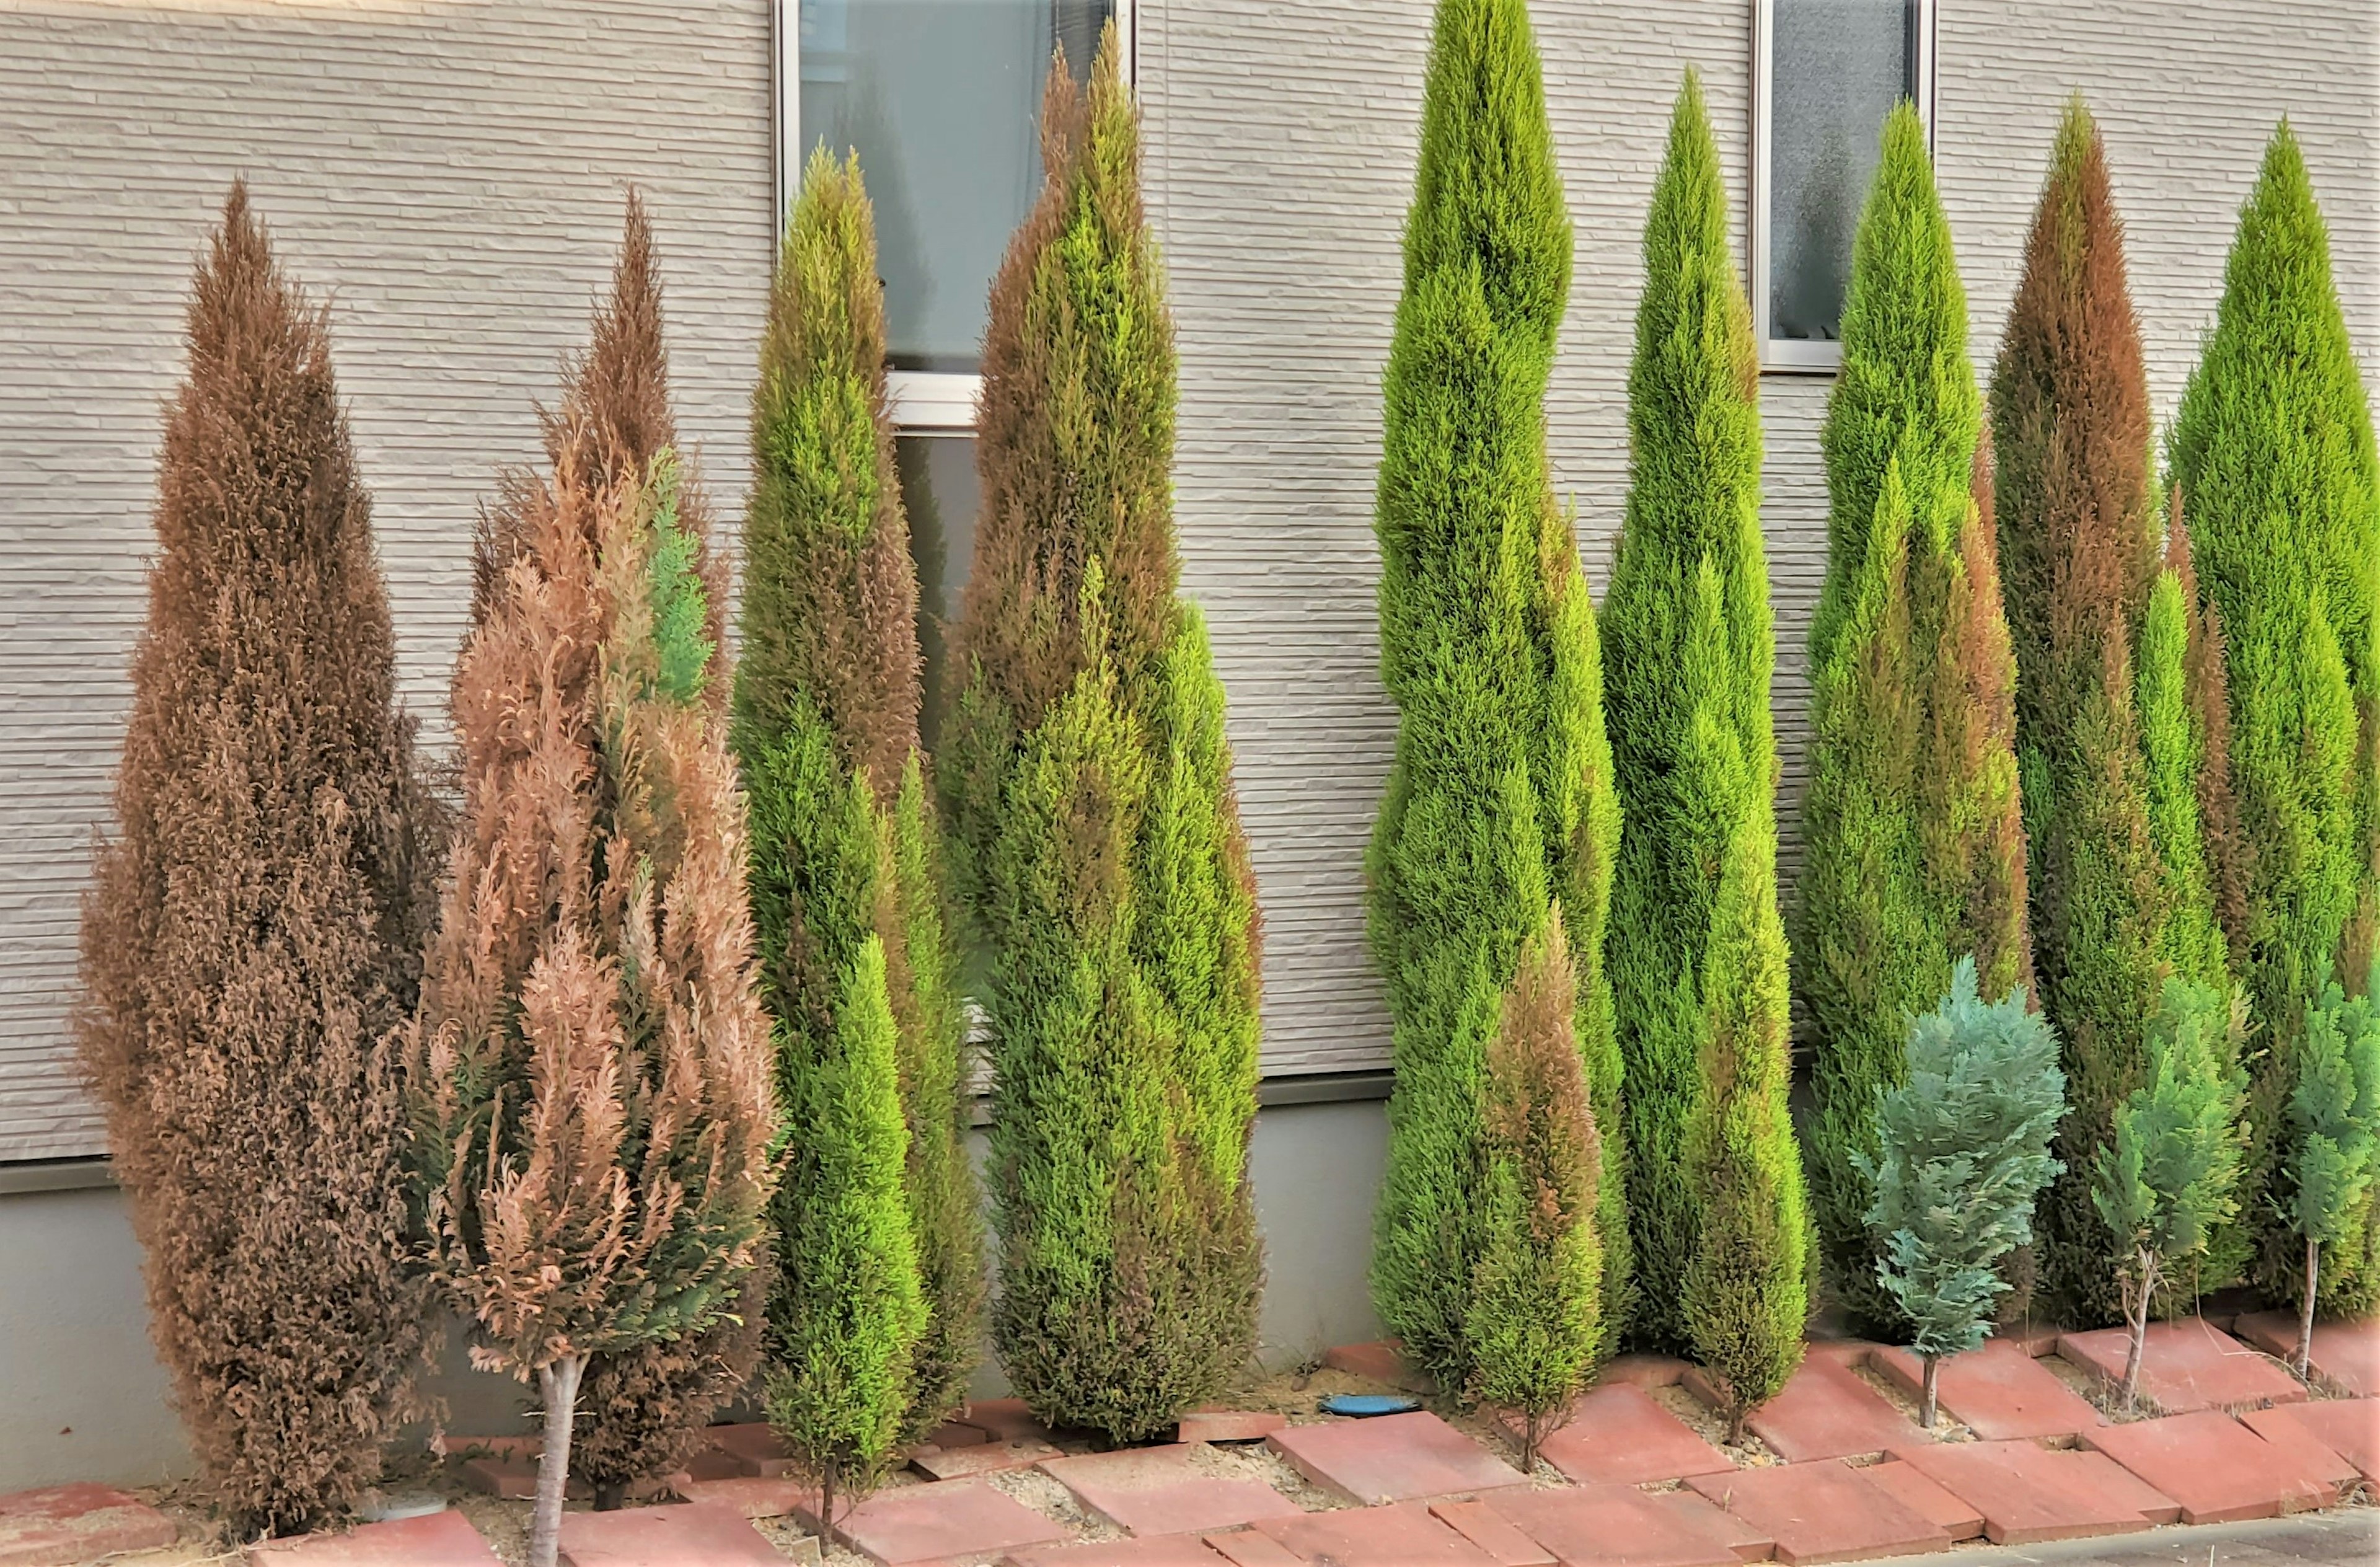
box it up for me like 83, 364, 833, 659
74, 0, 2380, 1555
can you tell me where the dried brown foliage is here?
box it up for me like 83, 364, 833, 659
2165, 508, 2250, 964
77, 182, 439, 1537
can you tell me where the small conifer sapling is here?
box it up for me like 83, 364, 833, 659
1854, 958, 2065, 1427
2284, 966, 2380, 1376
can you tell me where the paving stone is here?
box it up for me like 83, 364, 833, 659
1267, 1410, 1526, 1506
1597, 1355, 1692, 1390
671, 1475, 814, 1518
1039, 1447, 1300, 1537
249, 1509, 500, 1566
2233, 1312, 2379, 1397
711, 1422, 798, 1478
1427, 1500, 1556, 1567
2080, 1410, 2340, 1523
1501, 1384, 1733, 1487
557, 1502, 784, 1567
1178, 1411, 1288, 1444
1856, 1462, 1982, 1542
1482, 1484, 1744, 1567
0, 1482, 178, 1567
459, 1455, 538, 1500
1006, 1535, 1227, 1567
677, 1446, 748, 1483
2056, 1317, 2304, 1413
1650, 1493, 1773, 1565
1885, 1438, 2174, 1545
2242, 1398, 2380, 1482
828, 1479, 1073, 1567
1320, 1341, 1435, 1394
1684, 1460, 1949, 1565
927, 1422, 993, 1450
957, 1400, 1060, 1446
1805, 1340, 1880, 1368
913, 1440, 1064, 1481
1696, 1356, 1924, 1462
2005, 1326, 2064, 1359
2230, 1406, 2368, 1491
1201, 1531, 1306, 1567
1254, 1501, 1496, 1566
437, 1434, 540, 1461
1870, 1338, 2104, 1441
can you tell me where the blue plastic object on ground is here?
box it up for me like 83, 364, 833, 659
1318, 1393, 1422, 1418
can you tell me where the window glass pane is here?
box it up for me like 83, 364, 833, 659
899, 434, 979, 749
801, 0, 1114, 373
1769, 0, 1918, 343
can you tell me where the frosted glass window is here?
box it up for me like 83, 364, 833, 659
800, 0, 1114, 373
899, 434, 979, 746
1766, 0, 1922, 345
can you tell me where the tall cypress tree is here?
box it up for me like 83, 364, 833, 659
737, 148, 979, 1490
2169, 122, 2380, 1313
1602, 72, 1774, 1352
1800, 104, 2030, 1336
942, 26, 1265, 1443
77, 184, 439, 1538
1990, 100, 2233, 1323
1364, 0, 1625, 1389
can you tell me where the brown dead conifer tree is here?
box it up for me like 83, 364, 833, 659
411, 201, 774, 1567
77, 183, 439, 1538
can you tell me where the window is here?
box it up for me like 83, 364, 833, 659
777, 0, 1122, 719
1753, 0, 1934, 371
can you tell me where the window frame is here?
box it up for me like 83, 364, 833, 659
1750, 0, 1936, 375
772, 0, 1137, 429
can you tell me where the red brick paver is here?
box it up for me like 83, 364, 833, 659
1870, 1338, 2104, 1441
0, 1481, 177, 1567
1505, 1384, 1734, 1486
1684, 1461, 1949, 1565
1716, 1356, 1926, 1462
1267, 1411, 1526, 1506
1428, 1500, 1556, 1566
827, 1478, 1073, 1567
249, 1509, 500, 1566
1598, 1356, 1693, 1390
1202, 1531, 1306, 1567
1484, 1484, 1745, 1567
2242, 1398, 2380, 1482
913, 1440, 1064, 1481
1652, 1492, 1773, 1564
1040, 1447, 1301, 1537
557, 1503, 785, 1567
1179, 1411, 1288, 1445
1887, 1438, 2175, 1545
927, 1421, 992, 1450
1256, 1500, 1496, 1566
2081, 1410, 2340, 1522
1007, 1535, 1227, 1567
958, 1400, 1060, 1446
709, 1423, 798, 1478
1321, 1342, 1436, 1394
677, 1446, 747, 1483
2233, 1312, 2379, 1397
671, 1475, 813, 1518
1857, 1462, 1982, 1542
2056, 1317, 2303, 1413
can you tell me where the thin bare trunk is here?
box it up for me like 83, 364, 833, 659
819, 1459, 839, 1553
2119, 1250, 2156, 1415
531, 1356, 585, 1567
2298, 1239, 2320, 1380
1919, 1354, 1940, 1429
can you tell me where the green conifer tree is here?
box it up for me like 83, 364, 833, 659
942, 27, 1264, 1443
2092, 979, 2249, 1412
1800, 104, 2030, 1335
1602, 73, 1773, 1352
1854, 959, 2065, 1428
2284, 964, 2380, 1375
2168, 122, 2380, 1312
1363, 0, 1625, 1388
737, 149, 979, 1485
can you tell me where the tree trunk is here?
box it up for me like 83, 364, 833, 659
2119, 1251, 2156, 1416
531, 1356, 585, 1567
1919, 1354, 1939, 1429
819, 1459, 839, 1553
2298, 1238, 2321, 1380
593, 1482, 627, 1512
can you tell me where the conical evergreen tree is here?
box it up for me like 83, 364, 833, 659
1989, 100, 2234, 1323
1362, 0, 1624, 1389
941, 26, 1264, 1443
737, 148, 979, 1485
77, 183, 439, 1538
1602, 72, 1774, 1352
2169, 121, 2380, 1312
1800, 104, 2030, 1336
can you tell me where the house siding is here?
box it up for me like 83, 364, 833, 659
1, 0, 2378, 1148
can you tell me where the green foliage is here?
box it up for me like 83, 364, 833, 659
2288, 965, 2380, 1253
1800, 103, 2030, 1336
1602, 73, 1771, 1352
944, 29, 1263, 1443
1681, 814, 1809, 1440
2093, 979, 2250, 1284
644, 453, 714, 704
2169, 121, 2380, 1311
1854, 959, 2065, 1362
738, 149, 978, 1470
1365, 0, 1625, 1387
2136, 566, 2235, 993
